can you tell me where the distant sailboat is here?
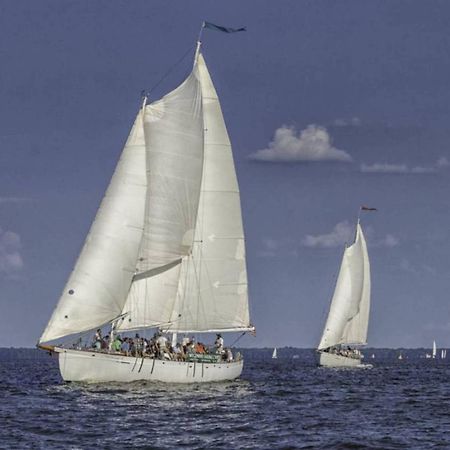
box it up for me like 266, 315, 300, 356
398, 353, 403, 360
441, 349, 446, 359
272, 348, 278, 359
433, 340, 437, 359
317, 217, 371, 368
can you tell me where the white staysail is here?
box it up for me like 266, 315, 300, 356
117, 59, 204, 331
118, 51, 251, 334
433, 340, 437, 358
318, 222, 371, 350
40, 110, 147, 343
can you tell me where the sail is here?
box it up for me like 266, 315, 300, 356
117, 59, 204, 331
118, 51, 251, 333
433, 340, 437, 358
272, 348, 277, 359
168, 52, 251, 332
39, 110, 147, 343
318, 223, 371, 350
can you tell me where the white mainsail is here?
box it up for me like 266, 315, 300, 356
433, 340, 437, 358
318, 222, 370, 350
40, 109, 147, 343
117, 50, 251, 334
272, 348, 277, 359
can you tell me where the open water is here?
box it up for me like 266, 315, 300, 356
1, 348, 450, 449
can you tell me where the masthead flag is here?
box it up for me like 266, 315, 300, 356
203, 21, 246, 34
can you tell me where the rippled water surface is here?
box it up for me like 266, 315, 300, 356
1, 348, 450, 449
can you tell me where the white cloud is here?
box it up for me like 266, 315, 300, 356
332, 117, 361, 127
0, 197, 31, 204
257, 237, 298, 258
437, 157, 450, 168
0, 228, 24, 275
371, 234, 400, 248
249, 125, 353, 163
302, 221, 353, 248
380, 234, 399, 248
302, 221, 400, 249
361, 157, 449, 174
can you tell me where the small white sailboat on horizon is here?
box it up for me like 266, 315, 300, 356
272, 348, 277, 359
38, 26, 254, 383
432, 340, 437, 359
317, 213, 372, 368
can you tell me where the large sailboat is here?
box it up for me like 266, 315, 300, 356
38, 38, 254, 383
317, 219, 371, 368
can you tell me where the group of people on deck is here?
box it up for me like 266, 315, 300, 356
90, 329, 234, 362
324, 346, 361, 359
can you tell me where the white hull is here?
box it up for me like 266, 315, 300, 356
55, 348, 243, 383
319, 351, 364, 368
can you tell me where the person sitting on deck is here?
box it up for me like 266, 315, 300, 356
215, 334, 224, 354
121, 337, 129, 355
172, 343, 184, 361
102, 335, 110, 350
156, 333, 168, 356
111, 335, 122, 352
93, 329, 102, 350
195, 342, 207, 354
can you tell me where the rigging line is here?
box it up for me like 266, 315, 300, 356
145, 44, 196, 99
230, 332, 247, 348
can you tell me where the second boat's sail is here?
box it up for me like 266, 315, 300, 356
318, 222, 371, 351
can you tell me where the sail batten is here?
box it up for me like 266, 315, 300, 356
318, 223, 371, 350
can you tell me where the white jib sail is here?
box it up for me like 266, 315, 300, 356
40, 110, 147, 343
117, 59, 204, 331
118, 51, 251, 333
318, 222, 371, 350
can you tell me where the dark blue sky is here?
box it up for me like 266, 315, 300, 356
2, 1, 450, 348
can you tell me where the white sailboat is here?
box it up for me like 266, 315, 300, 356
38, 37, 254, 383
432, 340, 437, 359
272, 348, 277, 359
317, 220, 371, 368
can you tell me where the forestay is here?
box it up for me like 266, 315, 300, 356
318, 223, 370, 350
39, 110, 147, 343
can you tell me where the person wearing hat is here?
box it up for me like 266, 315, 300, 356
214, 333, 224, 354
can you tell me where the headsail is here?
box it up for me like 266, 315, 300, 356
39, 109, 147, 343
118, 50, 252, 333
318, 222, 371, 350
